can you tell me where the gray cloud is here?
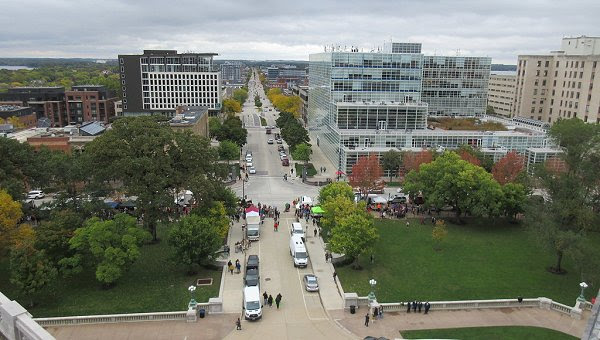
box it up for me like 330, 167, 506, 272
1, 0, 598, 63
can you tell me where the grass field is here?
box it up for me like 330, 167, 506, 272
401, 326, 577, 339
295, 162, 318, 177
0, 224, 222, 317
335, 218, 598, 305
260, 117, 267, 126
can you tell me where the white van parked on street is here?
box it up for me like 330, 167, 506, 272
290, 222, 305, 240
243, 286, 262, 320
289, 235, 308, 267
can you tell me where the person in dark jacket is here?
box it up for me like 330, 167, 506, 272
364, 313, 370, 327
263, 291, 268, 305
412, 300, 417, 312
407, 302, 411, 313
236, 317, 242, 330
424, 302, 431, 314
418, 301, 423, 312
268, 294, 273, 307
275, 293, 282, 309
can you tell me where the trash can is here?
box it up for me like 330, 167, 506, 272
198, 308, 206, 318
350, 305, 356, 314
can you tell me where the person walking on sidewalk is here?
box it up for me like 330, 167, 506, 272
364, 313, 370, 327
333, 271, 337, 283
236, 317, 242, 330
424, 302, 431, 314
313, 228, 317, 237
263, 291, 268, 305
268, 295, 273, 308
235, 259, 241, 274
275, 293, 282, 309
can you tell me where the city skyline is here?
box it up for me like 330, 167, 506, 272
1, 0, 599, 63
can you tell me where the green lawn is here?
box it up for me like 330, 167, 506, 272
0, 224, 221, 317
295, 163, 318, 177
335, 218, 599, 305
260, 117, 267, 126
402, 326, 576, 339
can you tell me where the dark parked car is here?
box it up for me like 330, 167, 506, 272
244, 268, 259, 287
247, 255, 259, 270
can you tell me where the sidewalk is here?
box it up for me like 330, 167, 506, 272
307, 134, 337, 180
332, 307, 590, 339
221, 218, 247, 313
304, 228, 345, 310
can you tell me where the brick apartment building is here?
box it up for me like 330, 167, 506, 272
65, 85, 118, 124
0, 87, 67, 126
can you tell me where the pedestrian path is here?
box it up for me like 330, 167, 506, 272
332, 307, 590, 339
307, 134, 337, 179
222, 218, 247, 313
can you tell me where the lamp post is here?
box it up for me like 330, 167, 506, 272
367, 278, 377, 303
578, 282, 588, 302
188, 285, 197, 309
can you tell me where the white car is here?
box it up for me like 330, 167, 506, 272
267, 139, 274, 144
246, 161, 253, 167
249, 167, 256, 174
27, 190, 45, 199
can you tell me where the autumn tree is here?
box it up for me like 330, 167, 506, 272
402, 150, 433, 174
492, 151, 525, 185
0, 189, 31, 253
222, 98, 242, 115
459, 149, 481, 166
432, 219, 448, 251
349, 155, 383, 197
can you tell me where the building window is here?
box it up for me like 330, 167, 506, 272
120, 58, 124, 64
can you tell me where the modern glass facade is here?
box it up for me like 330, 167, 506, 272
308, 43, 555, 173
422, 56, 492, 116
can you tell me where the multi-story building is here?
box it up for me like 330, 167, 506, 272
221, 61, 243, 85
488, 74, 516, 117
0, 87, 67, 126
292, 85, 309, 124
308, 42, 554, 173
65, 85, 117, 124
114, 100, 123, 116
169, 106, 209, 138
514, 36, 600, 124
422, 56, 491, 116
118, 50, 222, 116
0, 105, 36, 128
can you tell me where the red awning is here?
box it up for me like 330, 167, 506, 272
245, 205, 259, 213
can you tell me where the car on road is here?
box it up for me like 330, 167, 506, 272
249, 167, 256, 174
27, 190, 45, 199
303, 274, 319, 291
267, 138, 274, 144
280, 154, 287, 161
276, 139, 282, 144
281, 158, 289, 166
243, 286, 262, 320
246, 161, 253, 167
244, 268, 260, 287
277, 145, 285, 151
247, 255, 259, 270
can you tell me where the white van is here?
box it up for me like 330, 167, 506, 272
289, 235, 308, 267
243, 286, 262, 320
290, 222, 305, 239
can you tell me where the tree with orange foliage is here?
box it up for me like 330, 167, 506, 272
349, 155, 383, 197
459, 150, 481, 166
402, 150, 433, 174
492, 151, 525, 185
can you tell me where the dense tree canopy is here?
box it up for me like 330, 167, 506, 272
216, 116, 248, 147
381, 150, 402, 180
222, 98, 242, 115
318, 182, 354, 205
349, 155, 383, 197
232, 88, 248, 106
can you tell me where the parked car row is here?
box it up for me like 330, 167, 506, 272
243, 255, 262, 320
245, 151, 256, 175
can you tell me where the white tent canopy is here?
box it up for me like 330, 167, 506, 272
371, 196, 388, 204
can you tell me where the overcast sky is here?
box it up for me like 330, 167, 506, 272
1, 0, 598, 64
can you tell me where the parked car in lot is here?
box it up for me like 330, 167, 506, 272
303, 274, 319, 291
249, 167, 256, 174
281, 158, 290, 166
267, 138, 274, 144
27, 190, 45, 199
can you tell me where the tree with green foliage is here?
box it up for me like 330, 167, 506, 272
232, 88, 248, 105
0, 137, 48, 199
404, 151, 503, 221
458, 145, 493, 172
216, 116, 247, 146
526, 118, 600, 274
10, 245, 57, 307
169, 214, 224, 274
275, 111, 296, 128
318, 182, 354, 205
291, 142, 312, 166
254, 95, 262, 108
328, 210, 378, 269
321, 195, 368, 235
280, 121, 309, 151
86, 116, 221, 242
209, 117, 222, 139
381, 150, 402, 181
218, 140, 240, 164
46, 151, 89, 200
486, 105, 495, 115
35, 209, 83, 265
500, 183, 528, 220
60, 214, 151, 286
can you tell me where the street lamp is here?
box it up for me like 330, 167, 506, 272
578, 282, 588, 301
188, 285, 197, 309
367, 278, 377, 303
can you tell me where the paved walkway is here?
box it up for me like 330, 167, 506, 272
333, 307, 590, 339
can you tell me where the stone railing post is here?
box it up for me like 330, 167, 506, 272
539, 297, 551, 310
208, 297, 223, 314
344, 292, 358, 310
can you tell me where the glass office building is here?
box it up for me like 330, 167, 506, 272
422, 56, 492, 116
308, 43, 555, 173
